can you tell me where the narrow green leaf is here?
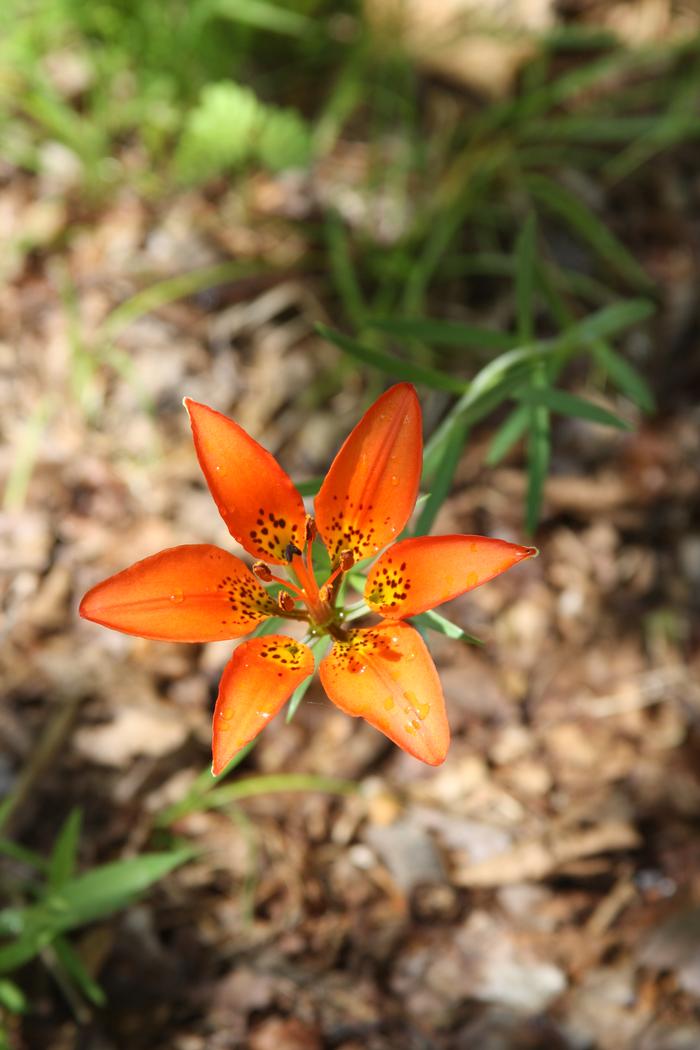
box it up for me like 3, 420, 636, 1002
210, 0, 314, 36
0, 838, 47, 871
526, 173, 653, 290
515, 212, 537, 341
201, 774, 356, 814
0, 978, 26, 1013
0, 929, 45, 975
468, 300, 653, 399
526, 370, 551, 534
412, 610, 484, 647
52, 936, 106, 1007
326, 212, 366, 327
486, 404, 530, 466
317, 324, 466, 394
48, 810, 82, 889
592, 341, 655, 412
567, 299, 655, 342
286, 636, 330, 723
423, 368, 530, 478
367, 317, 514, 351
102, 261, 268, 340
284, 673, 316, 724
45, 850, 193, 931
415, 415, 469, 536
517, 387, 632, 430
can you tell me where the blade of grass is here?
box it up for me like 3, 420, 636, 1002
592, 341, 655, 412
526, 173, 653, 291
486, 404, 530, 466
412, 609, 484, 647
366, 317, 514, 351
317, 324, 466, 393
517, 387, 632, 430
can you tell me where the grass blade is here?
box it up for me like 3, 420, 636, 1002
517, 387, 632, 430
526, 173, 653, 291
367, 317, 514, 351
317, 324, 466, 393
486, 404, 530, 466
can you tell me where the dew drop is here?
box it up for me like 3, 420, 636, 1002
404, 721, 417, 735
219, 709, 234, 721
390, 475, 399, 487
383, 696, 395, 711
169, 589, 184, 604
416, 701, 430, 720
256, 710, 271, 719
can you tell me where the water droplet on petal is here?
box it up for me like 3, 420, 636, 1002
170, 589, 184, 604
383, 696, 395, 711
404, 721, 417, 735
219, 709, 234, 721
390, 475, 399, 487
416, 701, 430, 720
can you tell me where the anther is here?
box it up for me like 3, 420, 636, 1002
278, 591, 297, 612
339, 549, 355, 572
284, 542, 303, 563
253, 562, 273, 582
304, 515, 317, 544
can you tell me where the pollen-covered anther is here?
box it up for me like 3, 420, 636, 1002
278, 590, 297, 613
304, 515, 317, 544
252, 561, 273, 582
339, 549, 355, 572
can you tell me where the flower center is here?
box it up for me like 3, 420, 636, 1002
252, 516, 355, 632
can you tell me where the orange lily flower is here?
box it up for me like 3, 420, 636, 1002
80, 384, 536, 772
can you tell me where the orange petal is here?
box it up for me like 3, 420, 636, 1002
319, 620, 448, 765
315, 384, 422, 565
212, 635, 314, 773
79, 545, 277, 642
185, 398, 306, 565
365, 535, 537, 618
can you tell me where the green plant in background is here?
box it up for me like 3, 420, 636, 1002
0, 762, 356, 1024
174, 81, 312, 182
0, 811, 192, 1019
320, 212, 655, 533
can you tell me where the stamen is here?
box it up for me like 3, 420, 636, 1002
253, 562, 306, 601
278, 591, 297, 612
252, 561, 273, 582
304, 515, 317, 544
318, 548, 355, 603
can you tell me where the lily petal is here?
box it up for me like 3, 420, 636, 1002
319, 620, 448, 765
315, 383, 422, 565
212, 635, 314, 773
185, 398, 306, 565
79, 545, 276, 641
365, 535, 537, 618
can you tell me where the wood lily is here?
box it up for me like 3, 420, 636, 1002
80, 384, 536, 772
